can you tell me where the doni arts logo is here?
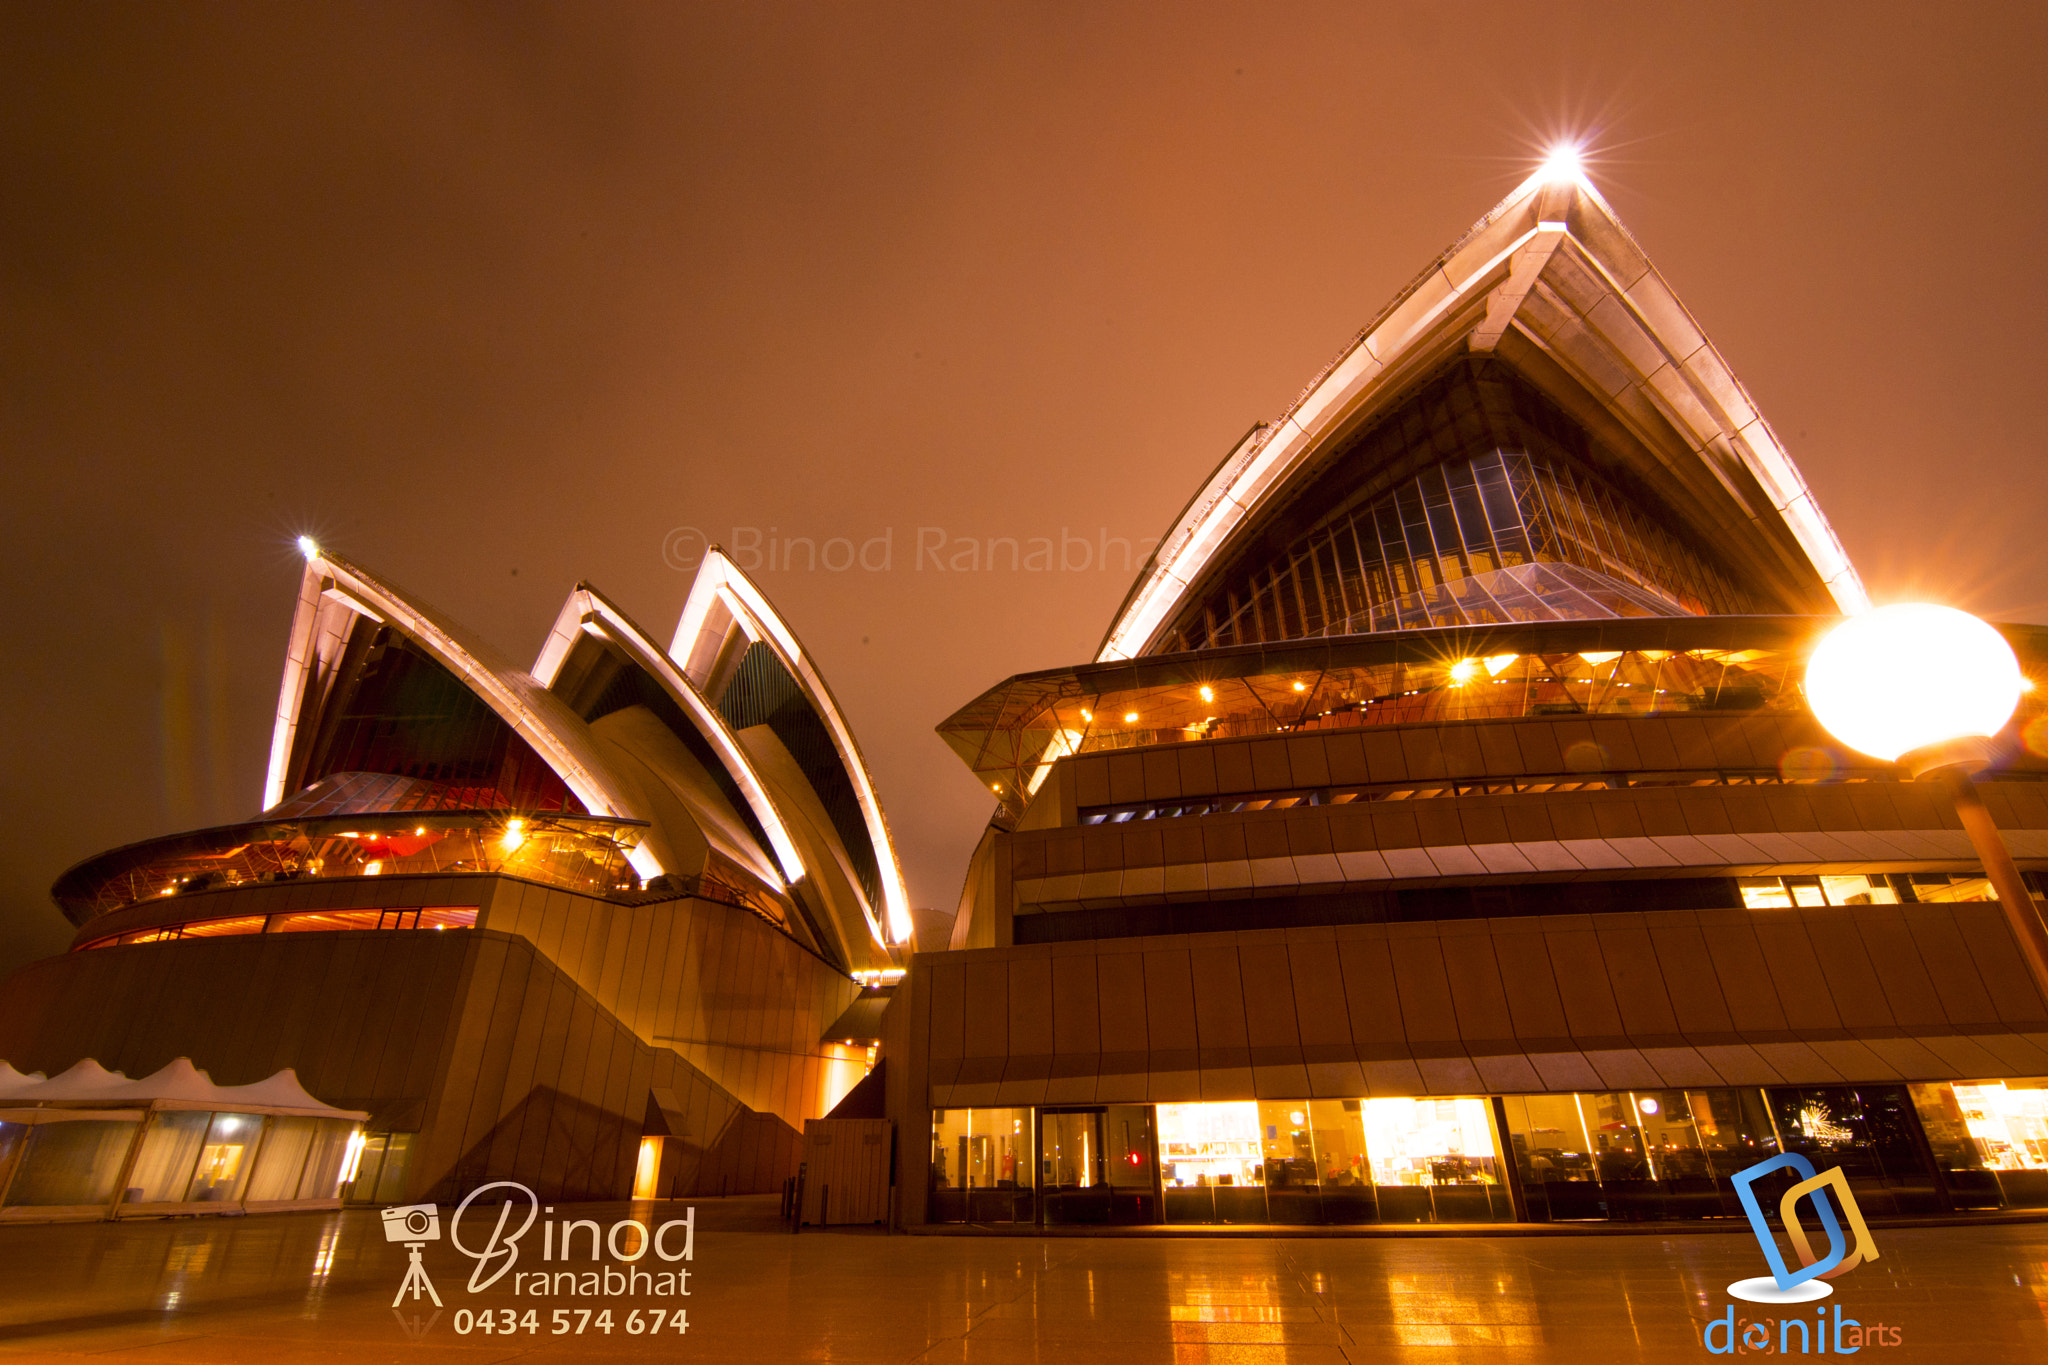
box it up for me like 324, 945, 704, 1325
1726, 1153, 1881, 1304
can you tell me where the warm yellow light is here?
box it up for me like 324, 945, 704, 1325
500, 817, 527, 853
1449, 659, 1480, 685
633, 1136, 662, 1200
1539, 143, 1585, 185
364, 860, 383, 876
1484, 653, 1519, 676
1199, 685, 1215, 703
1580, 651, 1622, 666
296, 534, 320, 560
1123, 711, 1139, 723
338, 1130, 367, 1185
1291, 681, 1306, 692
1080, 709, 1093, 722
1806, 604, 2023, 762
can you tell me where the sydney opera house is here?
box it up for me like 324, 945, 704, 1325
0, 545, 909, 1208
7, 156, 2048, 1231
895, 158, 2048, 1228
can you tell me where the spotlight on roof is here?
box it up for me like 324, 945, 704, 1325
1538, 143, 1585, 186
296, 535, 321, 561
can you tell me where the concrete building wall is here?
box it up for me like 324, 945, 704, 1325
6, 872, 868, 1203
912, 903, 2048, 1112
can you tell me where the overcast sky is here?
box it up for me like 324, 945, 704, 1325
3, 2, 2045, 978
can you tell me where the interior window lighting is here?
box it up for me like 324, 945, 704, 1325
1123, 712, 1139, 723
1198, 685, 1215, 703
1483, 654, 1519, 676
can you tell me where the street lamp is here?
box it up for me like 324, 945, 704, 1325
1805, 603, 2048, 994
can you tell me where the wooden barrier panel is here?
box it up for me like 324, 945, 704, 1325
799, 1118, 891, 1225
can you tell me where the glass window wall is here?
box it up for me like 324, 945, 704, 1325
246, 1117, 316, 1202
297, 1119, 360, 1201
1154, 360, 1761, 654
189, 1112, 260, 1202
1361, 1097, 1510, 1223
1039, 1105, 1156, 1225
929, 1107, 1034, 1223
0, 1120, 24, 1204
5, 1120, 139, 1207
930, 1081, 2048, 1228
124, 1110, 212, 1203
1929, 1079, 2048, 1209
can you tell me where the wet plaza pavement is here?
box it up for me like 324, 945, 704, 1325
0, 1197, 2044, 1362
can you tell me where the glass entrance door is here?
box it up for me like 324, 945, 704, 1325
1040, 1106, 1157, 1224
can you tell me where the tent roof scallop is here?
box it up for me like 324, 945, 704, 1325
0, 1056, 367, 1118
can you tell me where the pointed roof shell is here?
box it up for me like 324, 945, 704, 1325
1098, 166, 1867, 661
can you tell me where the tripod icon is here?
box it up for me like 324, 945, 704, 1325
392, 1242, 441, 1308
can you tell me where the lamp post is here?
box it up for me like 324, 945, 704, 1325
1805, 603, 2048, 997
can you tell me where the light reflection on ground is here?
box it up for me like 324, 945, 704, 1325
0, 1197, 2042, 1360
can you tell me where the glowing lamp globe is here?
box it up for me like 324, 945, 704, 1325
1805, 604, 2022, 763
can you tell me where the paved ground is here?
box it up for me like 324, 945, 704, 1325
0, 1196, 2043, 1362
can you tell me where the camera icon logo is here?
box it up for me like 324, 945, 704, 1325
382, 1203, 441, 1243
383, 1204, 443, 1308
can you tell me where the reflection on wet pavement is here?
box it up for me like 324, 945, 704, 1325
0, 1197, 2042, 1360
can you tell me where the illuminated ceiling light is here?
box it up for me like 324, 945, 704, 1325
1807, 604, 2022, 762
1291, 681, 1307, 692
1449, 659, 1480, 686
500, 817, 527, 854
296, 535, 320, 560
1638, 1097, 1660, 1116
1580, 651, 1622, 666
1080, 709, 1093, 722
1483, 653, 1519, 676
1198, 685, 1215, 703
1123, 711, 1139, 723
1538, 142, 1585, 186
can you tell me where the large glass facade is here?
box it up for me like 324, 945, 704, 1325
1501, 1085, 1945, 1222
937, 1095, 1507, 1226
1913, 1079, 2048, 1209
1502, 1088, 1781, 1221
56, 811, 642, 922
1153, 360, 1760, 655
293, 629, 581, 814
935, 1080, 2048, 1228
